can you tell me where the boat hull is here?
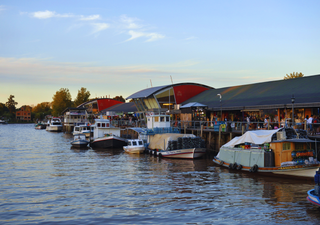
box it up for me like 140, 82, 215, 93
307, 189, 320, 206
46, 126, 63, 132
123, 146, 145, 154
91, 136, 127, 149
160, 148, 206, 159
213, 157, 320, 179
71, 140, 89, 148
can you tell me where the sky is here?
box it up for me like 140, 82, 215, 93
1, 0, 320, 107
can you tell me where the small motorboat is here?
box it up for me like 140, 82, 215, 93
46, 117, 63, 132
71, 134, 89, 148
123, 139, 145, 154
35, 122, 46, 130
307, 169, 320, 206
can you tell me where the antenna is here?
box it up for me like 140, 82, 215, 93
170, 75, 173, 84
150, 79, 153, 87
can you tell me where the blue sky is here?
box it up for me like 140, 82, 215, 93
1, 0, 319, 107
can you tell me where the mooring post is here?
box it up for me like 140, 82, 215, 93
218, 125, 221, 149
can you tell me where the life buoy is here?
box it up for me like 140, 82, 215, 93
250, 164, 258, 173
236, 164, 243, 170
219, 160, 224, 166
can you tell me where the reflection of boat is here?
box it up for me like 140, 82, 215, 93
46, 118, 63, 132
213, 128, 320, 179
73, 124, 91, 138
307, 169, 320, 206
90, 117, 127, 149
71, 134, 89, 148
148, 133, 206, 159
35, 122, 46, 130
123, 139, 145, 154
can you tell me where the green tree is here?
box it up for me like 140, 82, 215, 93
113, 95, 125, 102
284, 72, 304, 80
32, 102, 52, 120
0, 103, 9, 116
5, 95, 18, 114
74, 87, 91, 107
52, 88, 72, 116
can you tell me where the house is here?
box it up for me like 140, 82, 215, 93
16, 105, 32, 122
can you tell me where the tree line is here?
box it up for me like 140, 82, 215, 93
0, 87, 126, 122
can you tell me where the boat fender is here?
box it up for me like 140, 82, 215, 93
236, 164, 242, 170
219, 160, 224, 166
229, 163, 233, 169
250, 164, 259, 173
232, 163, 237, 170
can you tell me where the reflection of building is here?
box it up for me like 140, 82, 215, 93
77, 98, 124, 114
16, 105, 32, 121
126, 83, 212, 114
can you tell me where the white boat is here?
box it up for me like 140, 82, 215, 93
90, 117, 127, 149
46, 118, 63, 132
123, 139, 145, 154
0, 119, 7, 124
73, 124, 91, 138
71, 134, 89, 148
35, 122, 46, 130
148, 133, 206, 159
213, 128, 320, 179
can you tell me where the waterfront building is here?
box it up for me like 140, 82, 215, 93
61, 107, 88, 133
16, 105, 32, 122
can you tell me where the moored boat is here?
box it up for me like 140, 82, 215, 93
71, 134, 90, 148
73, 124, 91, 138
90, 117, 127, 149
46, 117, 63, 132
35, 122, 46, 130
307, 169, 320, 206
213, 128, 320, 179
123, 139, 145, 154
148, 133, 206, 159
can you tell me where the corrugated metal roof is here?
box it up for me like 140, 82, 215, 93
126, 83, 213, 100
182, 74, 320, 110
100, 102, 137, 113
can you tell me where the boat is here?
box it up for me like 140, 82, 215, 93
0, 119, 7, 124
71, 133, 90, 148
307, 169, 320, 206
90, 117, 127, 149
73, 124, 91, 138
35, 122, 46, 130
123, 139, 145, 154
213, 128, 320, 179
147, 133, 206, 159
46, 117, 63, 132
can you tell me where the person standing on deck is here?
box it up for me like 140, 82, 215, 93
307, 115, 313, 134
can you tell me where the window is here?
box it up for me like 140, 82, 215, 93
166, 117, 170, 122
132, 141, 137, 146
283, 143, 291, 150
102, 123, 106, 127
160, 117, 165, 122
295, 143, 304, 150
154, 117, 159, 122
138, 141, 143, 145
97, 123, 101, 127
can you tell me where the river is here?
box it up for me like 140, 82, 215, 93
1, 124, 320, 224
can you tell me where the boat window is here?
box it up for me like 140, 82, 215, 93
106, 123, 109, 127
97, 123, 101, 127
128, 142, 132, 146
283, 143, 291, 150
166, 117, 169, 122
132, 141, 137, 146
102, 123, 106, 127
154, 117, 159, 122
138, 141, 143, 145
160, 117, 165, 122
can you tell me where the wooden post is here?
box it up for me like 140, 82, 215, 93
184, 124, 186, 134
230, 132, 232, 141
201, 125, 203, 138
218, 125, 221, 149
242, 124, 244, 135
209, 132, 211, 147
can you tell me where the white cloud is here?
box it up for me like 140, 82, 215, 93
120, 15, 141, 29
80, 15, 100, 21
91, 23, 110, 34
185, 36, 197, 40
127, 30, 164, 42
32, 10, 73, 19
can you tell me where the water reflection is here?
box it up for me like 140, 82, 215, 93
1, 124, 320, 224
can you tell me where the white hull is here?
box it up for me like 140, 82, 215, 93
46, 126, 63, 132
160, 148, 206, 159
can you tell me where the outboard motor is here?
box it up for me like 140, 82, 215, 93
315, 168, 320, 196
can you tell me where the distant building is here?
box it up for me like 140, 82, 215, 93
16, 105, 32, 121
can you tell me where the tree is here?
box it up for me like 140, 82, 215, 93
5, 95, 18, 114
74, 87, 91, 107
284, 72, 304, 80
113, 95, 125, 103
0, 103, 9, 116
32, 102, 52, 120
52, 88, 72, 116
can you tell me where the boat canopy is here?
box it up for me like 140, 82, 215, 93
148, 133, 196, 150
222, 129, 281, 148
